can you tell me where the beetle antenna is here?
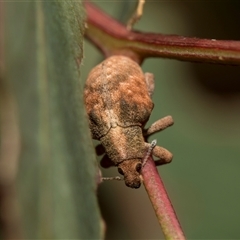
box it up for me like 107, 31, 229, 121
102, 176, 123, 181
142, 139, 157, 167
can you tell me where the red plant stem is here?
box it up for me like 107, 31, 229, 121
84, 2, 240, 65
142, 156, 185, 240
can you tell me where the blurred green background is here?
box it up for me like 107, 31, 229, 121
82, 1, 240, 239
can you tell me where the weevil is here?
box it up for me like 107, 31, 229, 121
84, 56, 173, 188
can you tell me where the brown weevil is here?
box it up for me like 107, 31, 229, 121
84, 56, 174, 188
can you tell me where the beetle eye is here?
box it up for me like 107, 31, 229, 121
118, 167, 124, 175
135, 163, 142, 173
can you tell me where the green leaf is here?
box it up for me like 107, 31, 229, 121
2, 1, 103, 239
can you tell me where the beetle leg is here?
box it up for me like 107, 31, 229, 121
100, 154, 115, 168
144, 115, 174, 139
144, 72, 155, 97
152, 145, 173, 166
95, 144, 105, 156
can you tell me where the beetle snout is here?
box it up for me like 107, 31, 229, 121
117, 159, 143, 189
125, 178, 141, 189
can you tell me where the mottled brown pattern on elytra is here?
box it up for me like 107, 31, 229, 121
84, 56, 152, 139
84, 56, 173, 188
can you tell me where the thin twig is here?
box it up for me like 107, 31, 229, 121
142, 156, 185, 240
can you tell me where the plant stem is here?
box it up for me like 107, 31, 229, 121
84, 2, 240, 65
142, 156, 185, 240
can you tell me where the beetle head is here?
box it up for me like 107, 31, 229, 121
117, 159, 143, 188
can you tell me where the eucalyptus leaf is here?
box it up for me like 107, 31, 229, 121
1, 1, 103, 239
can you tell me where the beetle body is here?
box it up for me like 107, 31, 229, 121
84, 56, 173, 188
